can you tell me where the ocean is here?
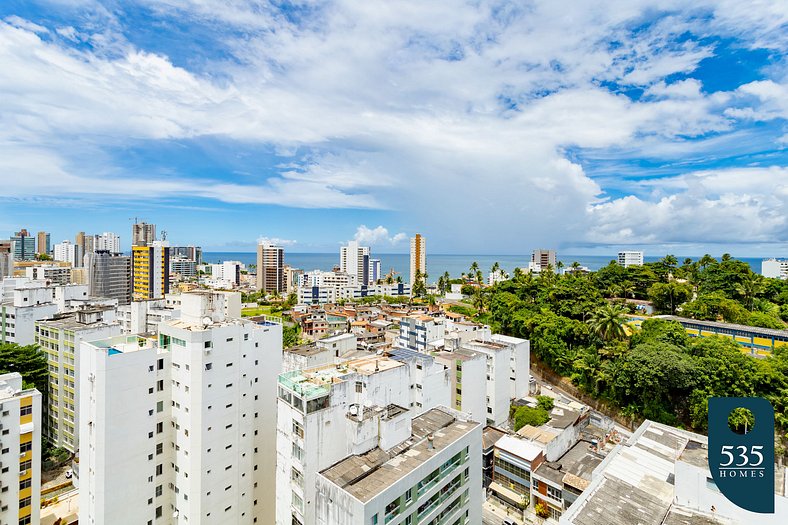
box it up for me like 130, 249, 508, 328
204, 252, 764, 279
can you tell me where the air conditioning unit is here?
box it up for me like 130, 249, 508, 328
19, 470, 27, 476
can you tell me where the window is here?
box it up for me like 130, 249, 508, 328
19, 496, 31, 509
291, 467, 304, 488
292, 443, 304, 461
156, 506, 163, 518
20, 460, 31, 471
355, 381, 363, 393
547, 485, 562, 501
20, 441, 32, 453
157, 422, 163, 434
204, 341, 212, 348
292, 491, 304, 512
156, 443, 163, 455
157, 401, 164, 413
157, 358, 164, 370
157, 380, 164, 392
19, 478, 31, 490
156, 464, 163, 476
19, 517, 32, 525
20, 405, 32, 416
292, 420, 304, 438
371, 514, 378, 525
405, 488, 413, 504
205, 363, 213, 370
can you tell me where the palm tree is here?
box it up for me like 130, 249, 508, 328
472, 287, 487, 313
557, 261, 565, 273
737, 273, 764, 311
491, 262, 500, 275
661, 254, 678, 268
469, 261, 479, 278
476, 270, 484, 286
570, 261, 582, 275
587, 304, 628, 341
722, 253, 732, 262
513, 267, 524, 280
620, 281, 635, 299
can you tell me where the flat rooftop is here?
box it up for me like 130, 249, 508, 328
320, 408, 479, 502
88, 333, 159, 356
482, 426, 507, 451
278, 356, 405, 398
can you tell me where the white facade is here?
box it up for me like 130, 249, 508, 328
368, 258, 381, 284
298, 283, 411, 305
79, 291, 283, 525
488, 269, 508, 285
617, 250, 644, 268
54, 240, 79, 266
398, 315, 445, 352
340, 241, 371, 286
314, 407, 482, 525
117, 298, 180, 334
762, 258, 788, 279
210, 261, 242, 286
25, 265, 72, 285
95, 232, 121, 254
0, 372, 42, 525
36, 308, 121, 452
275, 355, 456, 525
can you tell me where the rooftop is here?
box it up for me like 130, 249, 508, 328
495, 435, 543, 462
533, 440, 604, 488
278, 356, 405, 398
482, 426, 507, 451
320, 408, 478, 502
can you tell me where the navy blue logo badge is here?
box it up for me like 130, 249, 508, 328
708, 397, 774, 513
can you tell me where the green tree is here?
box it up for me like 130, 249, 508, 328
648, 281, 692, 315
737, 273, 765, 311
536, 395, 555, 411
587, 304, 627, 341
0, 343, 48, 395
512, 406, 550, 431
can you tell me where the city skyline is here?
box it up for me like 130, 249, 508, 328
1, 2, 787, 255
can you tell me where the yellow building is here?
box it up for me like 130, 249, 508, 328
132, 241, 169, 300
0, 372, 41, 525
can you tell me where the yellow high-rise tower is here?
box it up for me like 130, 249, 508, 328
132, 241, 169, 300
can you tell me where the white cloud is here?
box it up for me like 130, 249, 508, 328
257, 236, 297, 247
352, 226, 407, 246
0, 1, 787, 250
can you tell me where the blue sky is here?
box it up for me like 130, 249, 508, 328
0, 1, 787, 256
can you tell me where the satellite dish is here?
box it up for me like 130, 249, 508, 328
202, 316, 212, 327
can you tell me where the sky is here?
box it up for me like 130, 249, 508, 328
0, 1, 787, 256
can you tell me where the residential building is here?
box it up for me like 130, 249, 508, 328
432, 347, 486, 425
340, 241, 370, 285
54, 240, 79, 266
530, 440, 604, 521
37, 231, 50, 255
490, 435, 545, 513
386, 347, 452, 412
36, 308, 121, 452
170, 257, 197, 279
398, 315, 445, 352
410, 233, 426, 285
11, 229, 36, 261
275, 356, 461, 525
132, 221, 156, 247
560, 419, 788, 525
368, 258, 381, 284
257, 241, 285, 293
117, 298, 180, 334
488, 269, 508, 285
132, 240, 170, 300
315, 407, 482, 525
282, 333, 360, 373
0, 372, 42, 525
169, 245, 203, 264
762, 258, 788, 279
210, 261, 242, 286
616, 251, 643, 268
85, 250, 132, 305
75, 231, 89, 267
1, 283, 60, 345
79, 291, 283, 525
284, 266, 304, 294
0, 241, 12, 279
532, 249, 557, 269
25, 265, 71, 285
300, 269, 356, 288
482, 426, 507, 488
95, 232, 121, 253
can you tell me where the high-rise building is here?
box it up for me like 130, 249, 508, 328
53, 240, 78, 266
132, 240, 169, 300
11, 229, 35, 261
0, 372, 42, 525
210, 261, 241, 285
531, 249, 557, 269
79, 291, 283, 525
410, 233, 426, 285
617, 250, 644, 268
257, 241, 285, 293
36, 308, 121, 452
169, 245, 202, 264
275, 355, 472, 525
170, 257, 197, 278
75, 231, 86, 268
86, 250, 132, 304
369, 258, 381, 284
340, 240, 370, 285
315, 407, 483, 525
36, 231, 50, 255
762, 258, 788, 279
132, 221, 156, 247
95, 232, 121, 253
0, 241, 12, 278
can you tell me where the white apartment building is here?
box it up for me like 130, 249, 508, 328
282, 333, 360, 373
398, 315, 445, 353
432, 347, 487, 425
275, 355, 455, 525
117, 298, 181, 334
315, 407, 482, 525
298, 283, 412, 305
36, 308, 121, 452
79, 291, 283, 525
369, 258, 381, 284
0, 282, 61, 345
209, 261, 243, 286
617, 250, 644, 268
340, 241, 371, 286
0, 372, 42, 525
54, 240, 79, 266
488, 269, 508, 286
301, 269, 357, 288
95, 232, 121, 254
386, 347, 452, 413
762, 258, 788, 279
170, 257, 197, 278
410, 234, 426, 286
